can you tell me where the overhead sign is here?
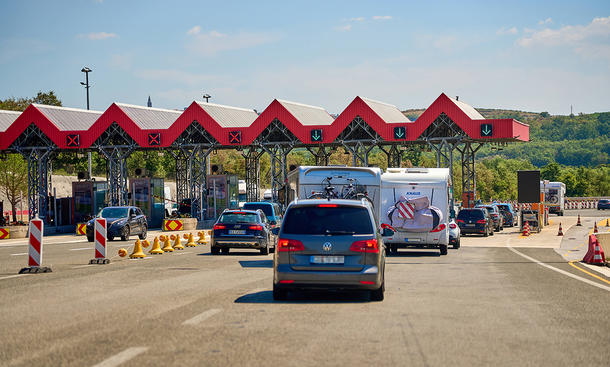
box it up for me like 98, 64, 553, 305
393, 126, 406, 140
148, 133, 161, 146
66, 134, 80, 147
480, 123, 493, 137
310, 129, 323, 142
228, 131, 241, 144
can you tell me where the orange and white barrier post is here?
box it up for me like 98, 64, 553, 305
90, 218, 110, 264
19, 218, 52, 274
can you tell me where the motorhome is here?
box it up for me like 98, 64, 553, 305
379, 167, 451, 255
286, 166, 382, 211
540, 181, 566, 216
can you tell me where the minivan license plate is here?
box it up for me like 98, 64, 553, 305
229, 230, 245, 235
310, 256, 344, 264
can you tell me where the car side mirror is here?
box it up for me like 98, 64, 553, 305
271, 227, 280, 236
382, 228, 395, 237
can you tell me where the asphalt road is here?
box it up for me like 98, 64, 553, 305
1, 218, 609, 366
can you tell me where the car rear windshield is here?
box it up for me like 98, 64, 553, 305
457, 209, 485, 219
243, 203, 273, 216
219, 212, 258, 224
282, 205, 373, 235
99, 207, 128, 218
497, 204, 510, 211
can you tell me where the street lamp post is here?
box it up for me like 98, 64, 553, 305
202, 93, 211, 103
81, 67, 93, 178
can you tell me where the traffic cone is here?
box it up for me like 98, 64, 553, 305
593, 222, 598, 233
142, 239, 150, 248
129, 239, 146, 259
160, 235, 174, 252
149, 237, 164, 255
171, 234, 185, 250
583, 234, 606, 265
197, 231, 207, 244
522, 221, 530, 236
576, 215, 582, 226
557, 223, 563, 236
183, 233, 197, 247
606, 218, 609, 227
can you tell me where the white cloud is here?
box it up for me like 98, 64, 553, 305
349, 17, 365, 22
372, 15, 392, 21
185, 29, 279, 57
78, 32, 117, 40
518, 16, 610, 47
187, 26, 201, 35
538, 18, 553, 25
496, 26, 518, 35
336, 24, 352, 32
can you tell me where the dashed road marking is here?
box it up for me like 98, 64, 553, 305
70, 247, 91, 251
0, 274, 25, 281
10, 252, 28, 256
92, 347, 149, 367
182, 308, 222, 326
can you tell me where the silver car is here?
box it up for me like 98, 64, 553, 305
272, 199, 390, 301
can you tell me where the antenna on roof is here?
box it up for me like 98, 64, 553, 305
456, 96, 459, 101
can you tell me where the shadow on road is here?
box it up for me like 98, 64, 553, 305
197, 251, 266, 256
387, 250, 440, 257
235, 289, 371, 304
239, 260, 273, 268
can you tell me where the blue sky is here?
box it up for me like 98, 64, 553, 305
0, 0, 609, 115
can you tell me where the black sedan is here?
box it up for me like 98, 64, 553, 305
211, 209, 274, 255
87, 206, 148, 242
598, 199, 610, 210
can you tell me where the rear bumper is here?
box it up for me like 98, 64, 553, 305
274, 264, 382, 290
212, 237, 265, 249
459, 226, 486, 234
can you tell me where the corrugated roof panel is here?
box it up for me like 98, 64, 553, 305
115, 103, 182, 130
196, 101, 258, 128
276, 99, 335, 126
0, 110, 21, 132
447, 96, 484, 120
359, 97, 411, 123
33, 104, 103, 131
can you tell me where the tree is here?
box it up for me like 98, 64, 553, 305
0, 90, 62, 111
0, 154, 28, 222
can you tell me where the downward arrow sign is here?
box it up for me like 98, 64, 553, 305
396, 129, 404, 138
482, 126, 491, 136
312, 131, 320, 140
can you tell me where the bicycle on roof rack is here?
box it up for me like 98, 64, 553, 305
307, 176, 374, 206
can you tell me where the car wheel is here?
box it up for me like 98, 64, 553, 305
370, 282, 384, 301
108, 235, 114, 241
483, 228, 489, 237
391, 245, 398, 254
121, 226, 130, 241
453, 240, 460, 249
211, 246, 220, 255
273, 284, 288, 301
138, 225, 147, 240
490, 228, 495, 236
439, 244, 448, 255
260, 242, 269, 255
221, 247, 230, 255
87, 235, 94, 242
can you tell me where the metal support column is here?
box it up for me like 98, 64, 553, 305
306, 146, 333, 166
457, 142, 482, 207
242, 148, 263, 202
379, 144, 402, 168
187, 146, 213, 220
263, 144, 292, 203
344, 141, 374, 167
24, 148, 53, 222
174, 150, 189, 204
99, 146, 133, 206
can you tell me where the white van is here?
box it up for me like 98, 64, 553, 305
540, 181, 566, 216
286, 166, 381, 212
379, 168, 451, 255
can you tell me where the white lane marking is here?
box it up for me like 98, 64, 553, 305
182, 308, 222, 326
0, 239, 87, 248
248, 288, 267, 294
70, 247, 91, 251
92, 347, 149, 367
506, 244, 610, 292
10, 252, 28, 256
0, 274, 25, 281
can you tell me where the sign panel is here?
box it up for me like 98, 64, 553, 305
310, 129, 323, 142
66, 134, 80, 147
148, 133, 161, 146
393, 126, 406, 140
518, 170, 541, 203
228, 131, 241, 144
480, 123, 493, 137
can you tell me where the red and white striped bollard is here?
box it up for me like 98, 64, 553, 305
90, 218, 110, 264
19, 217, 52, 274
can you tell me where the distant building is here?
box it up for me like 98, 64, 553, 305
147, 96, 152, 107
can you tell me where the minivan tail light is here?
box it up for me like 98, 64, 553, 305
277, 238, 304, 252
430, 223, 446, 233
318, 204, 338, 208
350, 239, 379, 253
449, 223, 456, 229
249, 225, 263, 231
476, 219, 486, 224
213, 224, 226, 230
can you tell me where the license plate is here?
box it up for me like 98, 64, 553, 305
466, 224, 475, 227
404, 238, 421, 243
310, 256, 344, 264
229, 230, 245, 235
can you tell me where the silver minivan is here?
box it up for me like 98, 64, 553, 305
272, 199, 391, 301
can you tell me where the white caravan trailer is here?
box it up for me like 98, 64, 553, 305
379, 167, 451, 255
286, 166, 382, 212
540, 181, 566, 216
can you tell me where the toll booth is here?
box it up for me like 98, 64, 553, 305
206, 174, 239, 219
72, 181, 108, 223
130, 177, 165, 228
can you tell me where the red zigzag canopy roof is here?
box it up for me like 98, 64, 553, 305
0, 93, 529, 150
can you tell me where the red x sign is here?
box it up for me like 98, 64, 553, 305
66, 134, 80, 147
228, 131, 241, 144
148, 133, 161, 146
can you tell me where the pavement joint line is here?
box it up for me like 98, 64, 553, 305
182, 308, 222, 326
91, 346, 149, 367
568, 261, 610, 285
506, 241, 610, 292
0, 274, 26, 281
10, 252, 28, 256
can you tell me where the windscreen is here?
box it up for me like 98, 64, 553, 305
283, 206, 373, 235
242, 203, 273, 216
219, 212, 258, 224
458, 210, 484, 220
100, 207, 128, 219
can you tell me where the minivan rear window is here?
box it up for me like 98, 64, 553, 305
457, 209, 484, 219
243, 203, 273, 216
219, 213, 258, 224
282, 206, 373, 235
